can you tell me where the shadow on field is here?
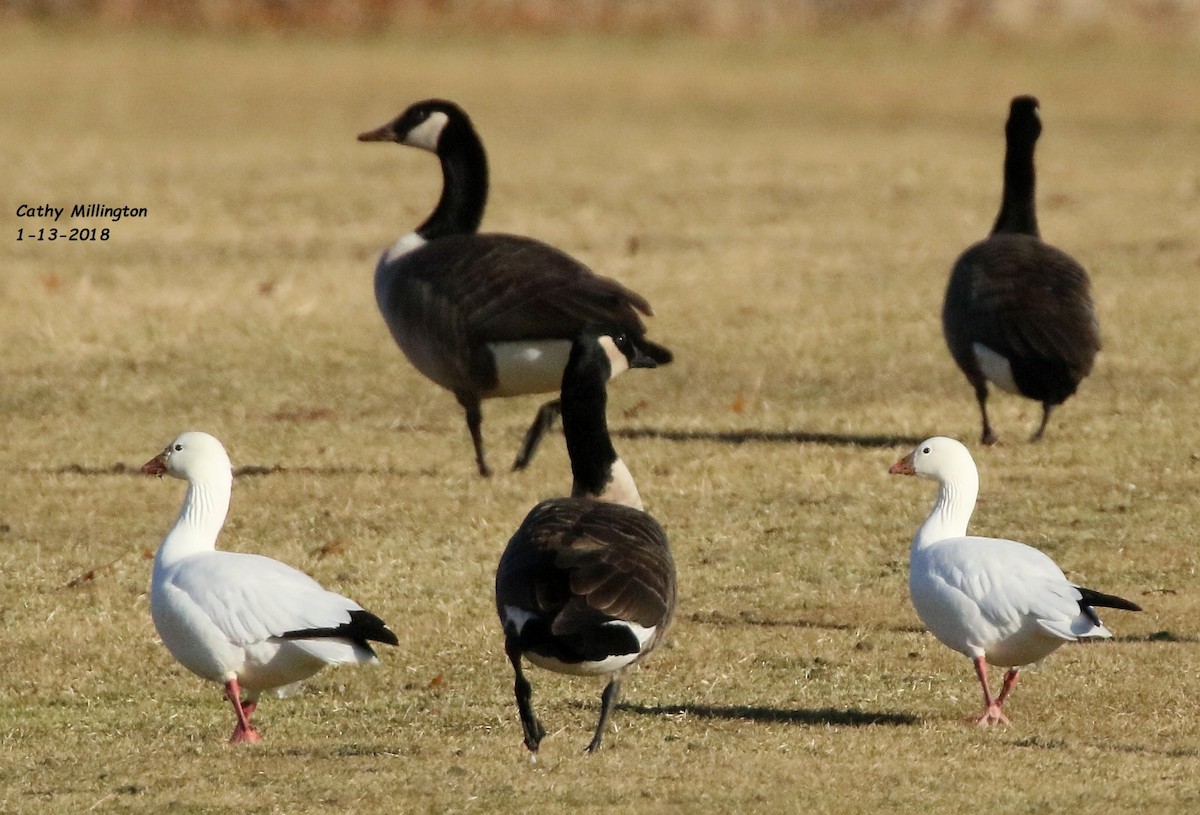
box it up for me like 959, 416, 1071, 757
621, 702, 919, 728
690, 609, 926, 635
47, 463, 429, 478
613, 428, 923, 449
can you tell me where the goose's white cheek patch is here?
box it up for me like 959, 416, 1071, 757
403, 111, 450, 152
597, 335, 630, 378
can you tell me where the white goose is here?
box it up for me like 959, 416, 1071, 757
142, 431, 398, 743
889, 436, 1139, 725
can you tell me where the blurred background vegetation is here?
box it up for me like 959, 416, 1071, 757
3, 0, 1200, 40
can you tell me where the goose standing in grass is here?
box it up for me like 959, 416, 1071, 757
942, 96, 1100, 445
495, 330, 677, 753
889, 436, 1139, 725
357, 99, 673, 477
142, 431, 398, 743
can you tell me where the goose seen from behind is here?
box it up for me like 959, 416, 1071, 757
889, 436, 1139, 725
358, 99, 673, 476
495, 331, 677, 753
942, 95, 1100, 445
142, 431, 398, 742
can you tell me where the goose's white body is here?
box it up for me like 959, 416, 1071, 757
891, 436, 1136, 724
910, 535, 1109, 668
144, 431, 394, 741
152, 552, 377, 695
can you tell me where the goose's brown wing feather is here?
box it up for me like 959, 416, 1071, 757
946, 234, 1099, 401
496, 498, 675, 634
392, 234, 654, 342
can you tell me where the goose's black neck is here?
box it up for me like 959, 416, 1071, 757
561, 341, 619, 500
991, 108, 1041, 237
418, 121, 489, 240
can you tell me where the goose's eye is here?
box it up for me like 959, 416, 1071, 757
921, 446, 931, 454
174, 444, 183, 452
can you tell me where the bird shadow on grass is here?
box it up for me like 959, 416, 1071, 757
690, 609, 926, 636
613, 427, 923, 450
619, 701, 919, 728
50, 462, 431, 478
52, 429, 919, 478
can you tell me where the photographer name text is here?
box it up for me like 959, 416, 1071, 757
17, 203, 148, 222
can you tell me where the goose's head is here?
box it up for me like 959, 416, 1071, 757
357, 99, 469, 153
141, 431, 232, 483
573, 330, 659, 384
1006, 95, 1041, 146
888, 436, 977, 484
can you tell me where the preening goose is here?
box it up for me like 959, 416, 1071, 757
495, 331, 677, 753
358, 99, 673, 477
142, 431, 398, 743
942, 95, 1100, 445
889, 436, 1139, 725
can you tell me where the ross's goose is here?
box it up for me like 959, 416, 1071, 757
358, 99, 672, 477
142, 431, 398, 743
889, 436, 1139, 725
942, 96, 1100, 445
496, 331, 677, 753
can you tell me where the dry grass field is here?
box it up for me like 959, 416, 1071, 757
2, 22, 1200, 814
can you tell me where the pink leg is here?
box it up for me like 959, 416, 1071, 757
970, 656, 1010, 726
224, 678, 262, 743
995, 668, 1020, 707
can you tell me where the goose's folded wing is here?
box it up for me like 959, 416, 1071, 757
962, 239, 1100, 369
397, 234, 654, 341
499, 498, 675, 632
168, 553, 365, 646
930, 537, 1083, 636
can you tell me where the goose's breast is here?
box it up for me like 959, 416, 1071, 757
151, 578, 245, 683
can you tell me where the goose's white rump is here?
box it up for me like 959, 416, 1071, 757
889, 436, 1139, 726
143, 431, 398, 743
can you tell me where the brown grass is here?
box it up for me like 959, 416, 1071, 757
2, 25, 1200, 815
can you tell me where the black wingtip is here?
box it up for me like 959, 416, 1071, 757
351, 609, 401, 646
280, 608, 399, 647
1078, 587, 1143, 614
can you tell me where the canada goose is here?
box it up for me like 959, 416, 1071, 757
357, 99, 673, 476
142, 431, 398, 742
942, 96, 1100, 445
495, 331, 677, 753
890, 436, 1139, 725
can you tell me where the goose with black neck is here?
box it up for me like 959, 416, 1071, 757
495, 330, 677, 754
358, 99, 673, 476
942, 95, 1100, 445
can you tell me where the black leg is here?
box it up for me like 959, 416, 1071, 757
505, 637, 544, 752
1029, 402, 1054, 442
512, 399, 561, 471
585, 676, 623, 754
456, 392, 491, 477
974, 382, 997, 446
